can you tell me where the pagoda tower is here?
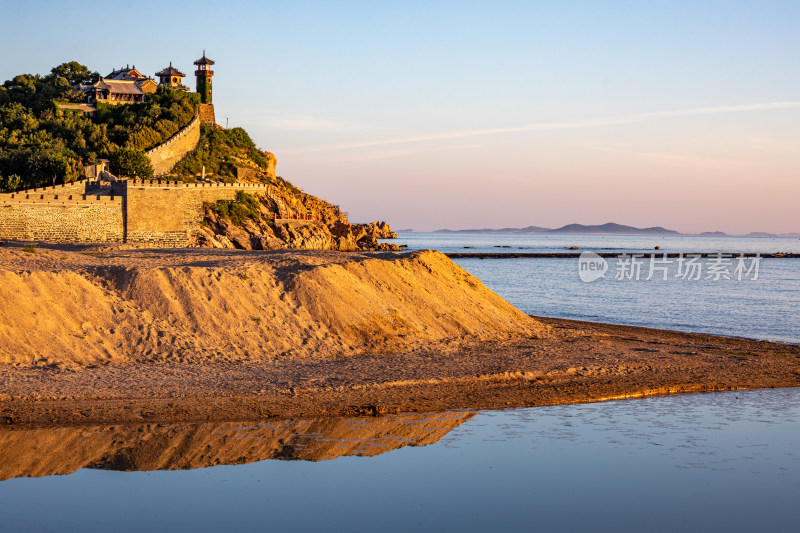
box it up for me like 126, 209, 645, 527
194, 52, 215, 104
155, 62, 189, 91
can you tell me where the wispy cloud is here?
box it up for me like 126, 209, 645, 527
285, 101, 800, 154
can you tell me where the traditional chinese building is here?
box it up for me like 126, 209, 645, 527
77, 54, 216, 118
85, 79, 147, 105
194, 52, 214, 104
156, 63, 190, 91
102, 65, 158, 93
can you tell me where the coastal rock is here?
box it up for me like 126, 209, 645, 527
196, 197, 401, 252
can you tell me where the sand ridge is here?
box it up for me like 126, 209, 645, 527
0, 243, 545, 366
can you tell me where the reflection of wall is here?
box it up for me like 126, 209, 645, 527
0, 411, 475, 480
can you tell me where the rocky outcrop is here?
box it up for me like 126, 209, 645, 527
192, 194, 402, 252
264, 151, 277, 179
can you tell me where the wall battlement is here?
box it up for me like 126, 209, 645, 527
146, 113, 201, 177
2, 179, 91, 197
128, 179, 270, 189
0, 178, 291, 247
0, 194, 122, 205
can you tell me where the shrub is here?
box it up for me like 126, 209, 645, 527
109, 148, 153, 178
211, 190, 261, 226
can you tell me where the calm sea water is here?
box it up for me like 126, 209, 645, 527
1, 389, 798, 532
395, 232, 800, 255
394, 233, 800, 344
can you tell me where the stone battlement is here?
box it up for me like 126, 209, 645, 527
3, 179, 91, 196
0, 194, 122, 205
0, 178, 291, 247
127, 179, 270, 189
146, 113, 202, 177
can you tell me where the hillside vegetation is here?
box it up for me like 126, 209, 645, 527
0, 62, 197, 191
171, 125, 275, 181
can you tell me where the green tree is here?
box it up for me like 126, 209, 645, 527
49, 62, 99, 86
109, 148, 153, 178
0, 173, 21, 192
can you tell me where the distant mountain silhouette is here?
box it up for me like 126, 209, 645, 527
434, 222, 679, 235
548, 223, 680, 235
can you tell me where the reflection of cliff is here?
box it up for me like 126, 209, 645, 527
0, 411, 474, 481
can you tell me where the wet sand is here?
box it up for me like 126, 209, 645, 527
2, 316, 798, 426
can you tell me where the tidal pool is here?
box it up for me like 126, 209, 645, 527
1, 389, 798, 532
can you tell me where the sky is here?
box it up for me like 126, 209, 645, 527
2, 0, 799, 234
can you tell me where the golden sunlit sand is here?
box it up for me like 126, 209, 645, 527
0, 242, 798, 426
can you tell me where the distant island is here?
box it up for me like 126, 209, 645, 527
431, 223, 799, 238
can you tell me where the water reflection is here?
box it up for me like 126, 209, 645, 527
1, 391, 798, 532
0, 410, 475, 480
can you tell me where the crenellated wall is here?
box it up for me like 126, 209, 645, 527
124, 180, 276, 247
145, 114, 201, 177
0, 193, 124, 243
0, 179, 286, 247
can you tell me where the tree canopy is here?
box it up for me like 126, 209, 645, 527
0, 62, 198, 191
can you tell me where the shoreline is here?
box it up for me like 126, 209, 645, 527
446, 252, 799, 259
2, 316, 799, 427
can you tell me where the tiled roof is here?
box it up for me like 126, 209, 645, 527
106, 66, 145, 80
156, 65, 187, 77
194, 53, 215, 65
91, 78, 145, 95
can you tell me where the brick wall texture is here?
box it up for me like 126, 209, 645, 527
0, 195, 124, 244
146, 114, 201, 177
0, 179, 276, 247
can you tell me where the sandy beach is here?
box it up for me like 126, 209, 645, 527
0, 242, 798, 426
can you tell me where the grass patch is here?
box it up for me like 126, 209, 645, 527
211, 190, 261, 226
251, 316, 262, 324
22, 244, 36, 254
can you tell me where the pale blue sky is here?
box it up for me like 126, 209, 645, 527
3, 0, 799, 233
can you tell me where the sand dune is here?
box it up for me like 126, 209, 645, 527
0, 245, 545, 366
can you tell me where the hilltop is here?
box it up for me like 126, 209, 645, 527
0, 61, 399, 251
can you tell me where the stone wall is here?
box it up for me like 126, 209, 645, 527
0, 195, 124, 243
7, 180, 91, 197
198, 103, 216, 126
0, 179, 282, 248
146, 114, 201, 177
124, 180, 274, 247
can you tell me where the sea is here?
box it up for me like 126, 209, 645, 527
1, 233, 798, 532
399, 233, 800, 344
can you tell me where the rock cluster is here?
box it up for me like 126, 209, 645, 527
194, 203, 401, 252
